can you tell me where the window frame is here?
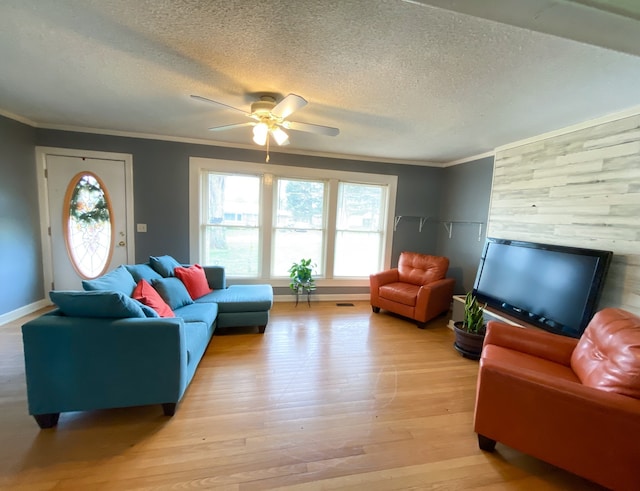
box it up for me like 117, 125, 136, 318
189, 157, 397, 287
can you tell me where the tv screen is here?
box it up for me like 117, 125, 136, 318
473, 238, 612, 337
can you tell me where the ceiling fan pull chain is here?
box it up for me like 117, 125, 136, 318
266, 133, 270, 163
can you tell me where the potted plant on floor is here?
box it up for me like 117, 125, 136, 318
289, 258, 316, 306
453, 291, 486, 360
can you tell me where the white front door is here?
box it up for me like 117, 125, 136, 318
37, 148, 135, 292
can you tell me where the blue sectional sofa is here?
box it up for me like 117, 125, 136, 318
21, 256, 273, 428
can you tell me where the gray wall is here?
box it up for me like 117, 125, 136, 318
437, 157, 494, 294
34, 126, 449, 298
0, 117, 43, 315
0, 114, 493, 314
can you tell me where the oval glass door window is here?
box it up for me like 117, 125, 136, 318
63, 172, 114, 278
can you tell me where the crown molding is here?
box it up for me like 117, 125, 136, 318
443, 150, 495, 167
495, 105, 640, 153
17, 119, 443, 168
0, 108, 37, 126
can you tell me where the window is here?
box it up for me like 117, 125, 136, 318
190, 158, 397, 285
334, 183, 386, 277
64, 172, 113, 278
273, 178, 326, 276
201, 173, 261, 277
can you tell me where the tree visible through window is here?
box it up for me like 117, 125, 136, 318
334, 183, 385, 277
193, 158, 396, 281
203, 173, 261, 277
273, 178, 325, 276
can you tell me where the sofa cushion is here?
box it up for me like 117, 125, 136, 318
174, 302, 218, 327
82, 265, 137, 296
571, 308, 640, 399
152, 277, 194, 310
149, 255, 182, 277
174, 264, 213, 300
196, 284, 273, 313
137, 302, 161, 318
125, 263, 163, 283
50, 290, 146, 318
132, 279, 175, 318
379, 282, 419, 307
398, 252, 448, 286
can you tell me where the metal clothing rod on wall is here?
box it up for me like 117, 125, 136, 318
394, 216, 484, 240
442, 221, 483, 241
394, 215, 429, 232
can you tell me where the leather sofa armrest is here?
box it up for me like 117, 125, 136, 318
370, 268, 399, 289
370, 268, 399, 307
480, 353, 640, 415
416, 277, 454, 310
485, 321, 579, 367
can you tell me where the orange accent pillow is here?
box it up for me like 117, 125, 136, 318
174, 264, 213, 300
132, 279, 175, 318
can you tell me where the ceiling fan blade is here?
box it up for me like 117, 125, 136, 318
284, 120, 340, 137
272, 93, 307, 119
190, 95, 251, 117
208, 122, 254, 132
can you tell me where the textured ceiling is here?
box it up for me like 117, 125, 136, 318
1, 0, 640, 164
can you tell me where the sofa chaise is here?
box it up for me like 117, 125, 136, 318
21, 256, 273, 428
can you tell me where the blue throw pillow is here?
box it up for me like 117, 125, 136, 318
133, 299, 161, 318
82, 265, 137, 296
50, 290, 146, 318
149, 255, 182, 277
151, 277, 194, 310
125, 263, 163, 283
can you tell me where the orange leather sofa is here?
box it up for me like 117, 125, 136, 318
474, 308, 640, 491
370, 251, 454, 327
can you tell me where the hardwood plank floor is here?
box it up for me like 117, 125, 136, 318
0, 301, 604, 490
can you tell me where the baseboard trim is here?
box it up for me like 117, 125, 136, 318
274, 293, 370, 303
0, 299, 51, 326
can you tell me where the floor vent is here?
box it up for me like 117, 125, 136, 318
336, 302, 355, 307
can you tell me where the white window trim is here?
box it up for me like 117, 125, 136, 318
189, 157, 397, 287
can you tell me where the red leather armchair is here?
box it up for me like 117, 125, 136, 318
474, 308, 640, 491
370, 251, 454, 327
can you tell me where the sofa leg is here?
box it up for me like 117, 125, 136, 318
258, 325, 266, 334
162, 403, 177, 416
477, 434, 496, 452
416, 322, 427, 329
34, 413, 60, 429
372, 306, 380, 313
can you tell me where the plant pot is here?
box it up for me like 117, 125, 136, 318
453, 321, 485, 360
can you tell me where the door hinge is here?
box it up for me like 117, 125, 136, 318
51, 282, 55, 290
48, 226, 51, 236
44, 168, 48, 179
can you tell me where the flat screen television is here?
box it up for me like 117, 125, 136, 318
473, 238, 612, 338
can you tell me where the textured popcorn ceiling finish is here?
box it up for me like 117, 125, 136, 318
1, 0, 640, 163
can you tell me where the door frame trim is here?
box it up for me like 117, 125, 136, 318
35, 147, 135, 296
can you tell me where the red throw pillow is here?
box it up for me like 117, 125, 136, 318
132, 279, 175, 318
174, 264, 213, 300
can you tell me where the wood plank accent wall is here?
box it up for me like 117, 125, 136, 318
488, 114, 640, 315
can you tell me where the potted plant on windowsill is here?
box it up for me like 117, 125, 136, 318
453, 292, 486, 360
289, 258, 316, 306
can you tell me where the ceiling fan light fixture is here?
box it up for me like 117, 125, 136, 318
272, 126, 289, 146
252, 122, 269, 146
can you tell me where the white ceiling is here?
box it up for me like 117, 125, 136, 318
1, 0, 640, 164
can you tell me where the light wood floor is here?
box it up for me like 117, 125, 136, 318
0, 301, 603, 490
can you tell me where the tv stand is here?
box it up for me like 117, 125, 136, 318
449, 295, 541, 331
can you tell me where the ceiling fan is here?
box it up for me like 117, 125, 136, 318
190, 93, 339, 161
